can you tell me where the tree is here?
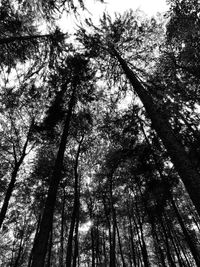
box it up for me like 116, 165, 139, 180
31, 53, 97, 267
77, 11, 200, 217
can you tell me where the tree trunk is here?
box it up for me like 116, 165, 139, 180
116, 220, 126, 267
72, 217, 79, 267
13, 234, 24, 267
59, 188, 66, 267
91, 227, 96, 267
127, 203, 137, 267
103, 231, 108, 266
28, 212, 42, 267
31, 86, 76, 267
0, 126, 31, 229
66, 137, 83, 267
112, 47, 200, 216
109, 174, 116, 267
160, 216, 176, 267
150, 217, 167, 267
102, 195, 112, 266
46, 226, 53, 267
171, 198, 200, 266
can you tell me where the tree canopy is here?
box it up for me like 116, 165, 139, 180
0, 1, 200, 266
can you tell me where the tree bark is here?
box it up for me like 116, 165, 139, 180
111, 47, 200, 216
31, 86, 76, 267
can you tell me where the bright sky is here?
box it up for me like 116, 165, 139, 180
85, 0, 168, 16
58, 0, 169, 32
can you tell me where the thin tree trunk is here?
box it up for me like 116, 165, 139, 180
103, 231, 108, 266
160, 216, 176, 267
178, 240, 193, 267
66, 137, 83, 267
91, 227, 95, 267
0, 124, 32, 229
166, 225, 184, 267
171, 198, 200, 266
127, 202, 137, 267
116, 220, 126, 267
150, 219, 167, 267
46, 226, 53, 267
171, 227, 188, 267
128, 215, 137, 267
109, 174, 116, 267
102, 195, 112, 266
13, 234, 24, 267
131, 213, 145, 267
72, 218, 79, 267
96, 223, 101, 266
111, 47, 200, 216
59, 188, 66, 267
28, 213, 42, 267
31, 86, 76, 267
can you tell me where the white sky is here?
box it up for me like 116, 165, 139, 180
85, 0, 168, 16
58, 0, 169, 32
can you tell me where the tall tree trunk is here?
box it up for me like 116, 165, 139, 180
149, 217, 167, 267
28, 212, 42, 267
102, 231, 108, 266
102, 194, 112, 266
91, 227, 96, 267
66, 137, 83, 267
116, 220, 126, 267
72, 217, 79, 267
0, 124, 31, 229
59, 188, 66, 267
128, 214, 137, 267
111, 47, 200, 216
160, 216, 176, 267
31, 86, 76, 267
166, 224, 185, 267
171, 198, 200, 266
46, 226, 53, 267
13, 233, 24, 267
109, 174, 116, 267
135, 201, 150, 267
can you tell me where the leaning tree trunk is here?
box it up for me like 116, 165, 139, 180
111, 47, 200, 217
0, 123, 32, 229
31, 86, 76, 267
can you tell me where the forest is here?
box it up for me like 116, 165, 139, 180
0, 0, 200, 266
